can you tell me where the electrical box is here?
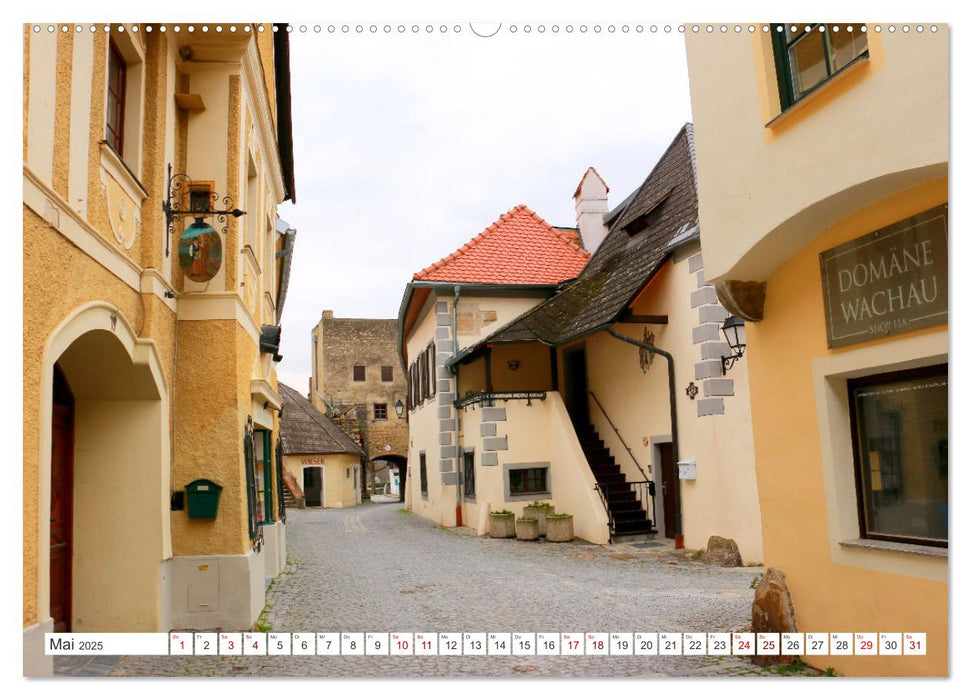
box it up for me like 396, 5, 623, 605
185, 479, 223, 518
677, 460, 697, 480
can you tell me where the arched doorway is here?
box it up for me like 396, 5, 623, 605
371, 455, 407, 502
41, 305, 170, 632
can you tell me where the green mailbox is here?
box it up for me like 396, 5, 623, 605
185, 479, 222, 519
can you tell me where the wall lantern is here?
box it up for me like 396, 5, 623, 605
720, 315, 746, 375
394, 399, 405, 418
507, 360, 521, 371
163, 163, 245, 281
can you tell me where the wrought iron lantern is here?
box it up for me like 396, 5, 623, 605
720, 315, 746, 375
394, 399, 405, 418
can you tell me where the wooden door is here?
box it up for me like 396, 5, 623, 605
304, 466, 322, 507
50, 368, 74, 633
658, 442, 680, 538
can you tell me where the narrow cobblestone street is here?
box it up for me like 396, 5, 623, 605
78, 502, 819, 678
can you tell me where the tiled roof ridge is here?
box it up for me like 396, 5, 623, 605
413, 203, 587, 281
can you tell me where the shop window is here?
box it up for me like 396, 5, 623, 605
419, 451, 428, 496
508, 466, 549, 496
381, 365, 394, 382
353, 365, 366, 382
374, 403, 388, 421
771, 24, 868, 110
105, 40, 126, 154
849, 364, 947, 547
463, 450, 475, 498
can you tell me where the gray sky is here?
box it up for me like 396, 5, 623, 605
276, 26, 692, 390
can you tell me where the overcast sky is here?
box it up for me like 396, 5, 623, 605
276, 26, 692, 390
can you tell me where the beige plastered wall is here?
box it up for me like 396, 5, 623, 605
685, 27, 947, 283
282, 452, 360, 508
581, 256, 763, 562
745, 179, 947, 676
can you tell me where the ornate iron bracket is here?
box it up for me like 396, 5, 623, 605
163, 163, 246, 256
721, 352, 744, 375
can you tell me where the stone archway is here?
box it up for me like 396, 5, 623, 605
39, 304, 170, 632
370, 454, 408, 501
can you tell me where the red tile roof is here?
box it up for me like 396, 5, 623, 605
413, 205, 590, 285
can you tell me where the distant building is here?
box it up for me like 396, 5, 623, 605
279, 383, 365, 508
309, 313, 409, 496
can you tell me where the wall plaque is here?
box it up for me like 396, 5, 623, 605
819, 204, 947, 349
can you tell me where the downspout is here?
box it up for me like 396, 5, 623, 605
451, 285, 463, 527
606, 327, 683, 547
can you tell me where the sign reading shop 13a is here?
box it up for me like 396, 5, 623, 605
819, 204, 947, 349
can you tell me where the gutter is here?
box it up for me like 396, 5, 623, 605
605, 328, 683, 546
451, 284, 463, 526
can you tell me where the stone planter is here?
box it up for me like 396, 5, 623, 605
523, 503, 554, 536
546, 514, 574, 542
489, 511, 516, 538
515, 517, 540, 541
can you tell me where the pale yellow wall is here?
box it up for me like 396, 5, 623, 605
455, 294, 547, 348
581, 256, 763, 562
685, 27, 947, 283
745, 180, 947, 676
405, 293, 445, 521
324, 453, 361, 508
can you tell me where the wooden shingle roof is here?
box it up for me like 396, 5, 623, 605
279, 382, 365, 457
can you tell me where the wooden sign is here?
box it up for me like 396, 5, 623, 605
819, 205, 947, 349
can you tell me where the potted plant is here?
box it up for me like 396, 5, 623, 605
515, 516, 540, 541
546, 512, 575, 542
489, 510, 516, 538
523, 501, 554, 536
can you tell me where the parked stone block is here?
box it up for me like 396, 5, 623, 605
481, 407, 507, 422
436, 313, 452, 327
441, 471, 458, 485
700, 341, 732, 361
439, 459, 454, 472
483, 436, 508, 451
704, 378, 734, 397
703, 535, 742, 567
481, 452, 499, 466
438, 407, 452, 419
438, 432, 452, 445
699, 305, 730, 324
480, 423, 497, 437
440, 445, 457, 459
439, 419, 456, 432
436, 301, 449, 314
692, 323, 722, 344
437, 392, 455, 406
752, 568, 798, 666
435, 327, 451, 340
437, 380, 451, 393
694, 360, 723, 380
688, 252, 704, 273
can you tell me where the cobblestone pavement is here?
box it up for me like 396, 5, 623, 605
99, 503, 817, 678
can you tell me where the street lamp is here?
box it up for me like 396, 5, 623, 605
394, 399, 405, 418
720, 315, 746, 375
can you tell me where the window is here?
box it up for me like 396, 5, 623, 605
106, 40, 126, 153
381, 365, 394, 382
254, 429, 274, 524
509, 467, 549, 496
463, 451, 475, 498
849, 365, 947, 547
374, 403, 388, 421
353, 365, 366, 382
427, 343, 436, 398
243, 428, 260, 541
419, 451, 428, 496
771, 24, 868, 110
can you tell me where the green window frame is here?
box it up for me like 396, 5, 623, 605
243, 427, 260, 541
771, 24, 869, 111
254, 428, 274, 524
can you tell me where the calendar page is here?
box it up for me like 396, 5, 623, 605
20, 0, 952, 690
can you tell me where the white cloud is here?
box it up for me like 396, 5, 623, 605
276, 28, 692, 389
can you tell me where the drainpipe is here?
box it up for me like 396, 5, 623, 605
451, 285, 463, 527
606, 327, 683, 547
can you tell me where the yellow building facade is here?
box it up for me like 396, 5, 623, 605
23, 23, 296, 675
685, 25, 947, 675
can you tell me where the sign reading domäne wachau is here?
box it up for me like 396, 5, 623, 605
819, 205, 947, 349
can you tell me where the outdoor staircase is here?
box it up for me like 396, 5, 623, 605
576, 426, 654, 537
281, 471, 305, 509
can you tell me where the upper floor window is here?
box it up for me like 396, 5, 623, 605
849, 364, 947, 548
381, 365, 394, 382
353, 365, 366, 382
374, 403, 388, 421
771, 24, 868, 110
106, 41, 126, 154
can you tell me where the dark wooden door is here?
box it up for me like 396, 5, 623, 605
658, 442, 680, 538
304, 466, 322, 507
50, 368, 74, 633
564, 348, 589, 428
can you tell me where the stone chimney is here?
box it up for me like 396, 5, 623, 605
321, 310, 334, 319
573, 167, 609, 254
